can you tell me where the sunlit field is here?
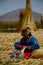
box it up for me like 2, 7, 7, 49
0, 30, 43, 65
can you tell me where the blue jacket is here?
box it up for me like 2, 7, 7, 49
14, 36, 40, 51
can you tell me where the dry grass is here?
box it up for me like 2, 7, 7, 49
0, 31, 43, 65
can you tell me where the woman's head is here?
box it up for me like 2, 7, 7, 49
21, 27, 31, 37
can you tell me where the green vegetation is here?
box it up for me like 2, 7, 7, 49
0, 20, 43, 32
0, 21, 19, 32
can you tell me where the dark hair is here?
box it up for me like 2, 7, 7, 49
21, 28, 27, 36
28, 32, 32, 37
22, 28, 27, 32
27, 27, 30, 30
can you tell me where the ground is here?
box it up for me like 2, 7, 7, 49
0, 29, 43, 65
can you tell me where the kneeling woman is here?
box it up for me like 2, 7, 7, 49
14, 27, 40, 59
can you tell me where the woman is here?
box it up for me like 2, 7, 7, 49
14, 27, 40, 59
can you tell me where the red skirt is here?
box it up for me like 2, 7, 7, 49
24, 52, 32, 59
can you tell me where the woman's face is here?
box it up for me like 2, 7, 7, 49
23, 32, 29, 37
22, 28, 30, 37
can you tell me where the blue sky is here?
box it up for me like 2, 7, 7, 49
31, 0, 43, 14
0, 0, 43, 16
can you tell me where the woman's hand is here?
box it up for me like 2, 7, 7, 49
17, 45, 23, 49
24, 46, 31, 49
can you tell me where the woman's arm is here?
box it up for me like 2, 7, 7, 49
30, 40, 40, 50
